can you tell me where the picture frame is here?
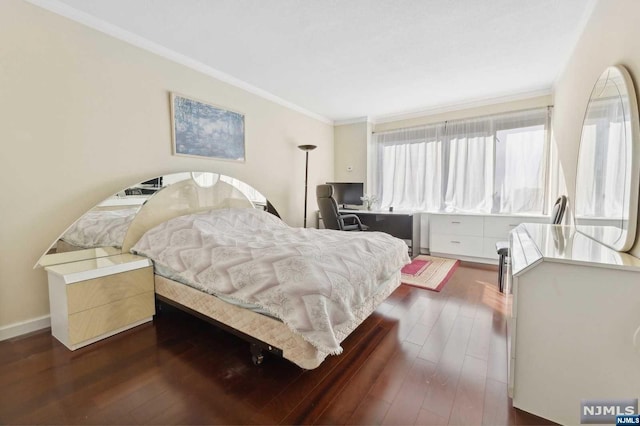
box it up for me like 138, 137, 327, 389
170, 93, 245, 161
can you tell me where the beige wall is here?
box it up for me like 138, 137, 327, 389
0, 1, 333, 330
333, 121, 370, 188
552, 0, 640, 255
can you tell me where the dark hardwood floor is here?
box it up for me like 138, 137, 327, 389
0, 264, 553, 425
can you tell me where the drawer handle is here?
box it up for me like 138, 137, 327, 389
451, 221, 461, 224
450, 240, 461, 244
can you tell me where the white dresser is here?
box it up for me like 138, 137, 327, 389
45, 254, 155, 350
429, 213, 548, 263
508, 223, 640, 424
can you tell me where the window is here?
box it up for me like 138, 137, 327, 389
372, 107, 552, 214
375, 126, 442, 210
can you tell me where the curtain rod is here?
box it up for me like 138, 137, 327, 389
371, 105, 553, 134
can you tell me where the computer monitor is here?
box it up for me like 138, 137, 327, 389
326, 182, 364, 207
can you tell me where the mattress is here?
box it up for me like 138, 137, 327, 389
154, 271, 401, 369
154, 260, 399, 319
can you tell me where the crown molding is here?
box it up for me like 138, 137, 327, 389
26, 0, 333, 125
333, 116, 373, 126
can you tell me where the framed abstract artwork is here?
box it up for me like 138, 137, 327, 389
170, 93, 245, 161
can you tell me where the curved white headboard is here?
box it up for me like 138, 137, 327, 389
121, 178, 252, 252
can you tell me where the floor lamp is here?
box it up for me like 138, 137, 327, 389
298, 144, 317, 228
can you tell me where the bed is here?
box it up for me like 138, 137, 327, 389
120, 177, 410, 369
58, 207, 138, 252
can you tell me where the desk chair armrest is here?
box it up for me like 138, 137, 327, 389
339, 214, 367, 231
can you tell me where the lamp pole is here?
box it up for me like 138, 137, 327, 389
297, 144, 317, 228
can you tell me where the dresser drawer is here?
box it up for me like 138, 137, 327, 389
484, 215, 549, 238
483, 237, 502, 259
66, 267, 153, 314
68, 291, 155, 345
430, 234, 484, 257
483, 216, 522, 238
430, 214, 484, 236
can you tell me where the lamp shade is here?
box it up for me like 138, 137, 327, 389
297, 144, 317, 151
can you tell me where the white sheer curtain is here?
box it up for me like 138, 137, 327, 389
498, 126, 546, 213
443, 119, 494, 213
575, 124, 598, 216
604, 122, 627, 218
576, 99, 631, 218
374, 125, 442, 210
576, 120, 627, 219
372, 107, 551, 214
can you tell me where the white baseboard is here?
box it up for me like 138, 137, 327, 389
0, 315, 51, 341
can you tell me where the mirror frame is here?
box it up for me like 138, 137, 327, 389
574, 65, 640, 251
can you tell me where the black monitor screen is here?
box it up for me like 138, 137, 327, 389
326, 182, 364, 206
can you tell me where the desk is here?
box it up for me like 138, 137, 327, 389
338, 209, 421, 258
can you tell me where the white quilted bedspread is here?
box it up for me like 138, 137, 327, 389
62, 208, 137, 248
131, 208, 410, 354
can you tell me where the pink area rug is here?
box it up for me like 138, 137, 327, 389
401, 255, 459, 292
401, 258, 432, 276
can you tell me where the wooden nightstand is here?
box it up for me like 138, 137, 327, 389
45, 253, 154, 350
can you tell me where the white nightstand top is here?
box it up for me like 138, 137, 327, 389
38, 246, 121, 267
45, 254, 152, 284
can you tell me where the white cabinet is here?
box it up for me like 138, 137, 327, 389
429, 234, 484, 257
508, 223, 640, 425
45, 254, 155, 350
429, 213, 547, 263
480, 237, 502, 259
429, 214, 484, 236
483, 215, 524, 238
483, 215, 533, 260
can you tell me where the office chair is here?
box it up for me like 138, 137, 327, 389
316, 184, 368, 231
495, 195, 567, 292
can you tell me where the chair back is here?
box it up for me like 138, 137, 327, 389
550, 195, 568, 225
316, 185, 341, 230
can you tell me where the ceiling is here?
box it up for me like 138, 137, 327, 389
33, 0, 596, 123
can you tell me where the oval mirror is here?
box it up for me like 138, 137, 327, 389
35, 172, 277, 267
574, 65, 640, 251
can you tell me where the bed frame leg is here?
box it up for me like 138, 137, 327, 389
250, 343, 264, 366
